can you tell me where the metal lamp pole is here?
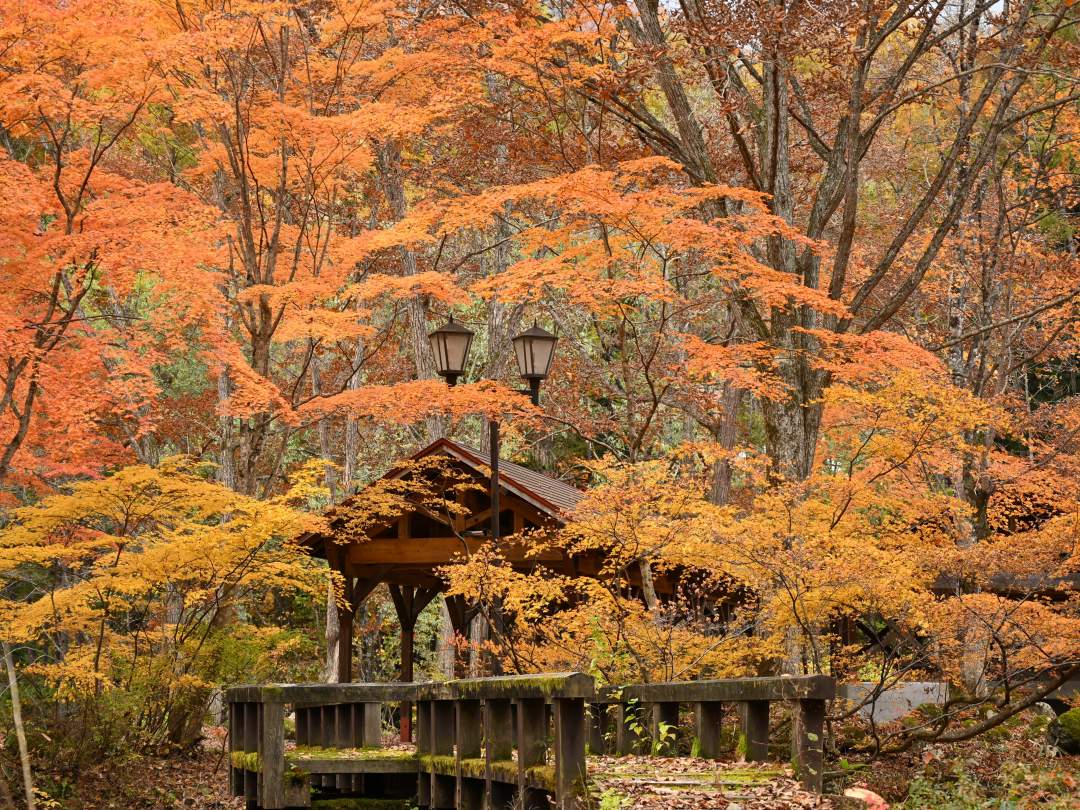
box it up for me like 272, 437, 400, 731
428, 319, 558, 544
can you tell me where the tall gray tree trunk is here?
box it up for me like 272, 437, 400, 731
377, 142, 443, 440
2, 643, 34, 810
322, 583, 342, 683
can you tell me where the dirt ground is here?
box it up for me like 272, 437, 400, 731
25, 711, 1079, 810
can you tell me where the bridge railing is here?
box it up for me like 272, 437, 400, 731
414, 672, 592, 810
590, 675, 835, 791
226, 672, 835, 809
227, 682, 417, 808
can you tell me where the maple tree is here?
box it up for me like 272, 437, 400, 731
0, 457, 326, 762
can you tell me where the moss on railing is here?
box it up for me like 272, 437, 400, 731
230, 751, 261, 771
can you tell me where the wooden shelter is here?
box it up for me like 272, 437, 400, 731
300, 439, 587, 690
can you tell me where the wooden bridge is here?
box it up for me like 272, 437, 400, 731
227, 672, 835, 809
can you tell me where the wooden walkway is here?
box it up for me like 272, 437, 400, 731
226, 673, 835, 809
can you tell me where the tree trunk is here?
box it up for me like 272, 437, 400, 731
436, 601, 456, 679
2, 643, 35, 810
322, 581, 341, 683
760, 381, 823, 482
708, 386, 743, 504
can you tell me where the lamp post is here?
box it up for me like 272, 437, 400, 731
428, 318, 558, 542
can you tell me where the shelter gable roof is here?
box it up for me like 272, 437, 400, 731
388, 437, 583, 520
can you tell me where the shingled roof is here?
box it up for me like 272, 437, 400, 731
390, 438, 583, 520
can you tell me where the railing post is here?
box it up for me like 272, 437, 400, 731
484, 699, 513, 810
587, 703, 608, 755
741, 700, 769, 762
432, 700, 456, 809
614, 703, 636, 755
456, 699, 483, 810
243, 702, 259, 801
416, 699, 432, 808
258, 700, 285, 809
227, 700, 242, 797
553, 698, 586, 810
792, 698, 825, 792
362, 701, 382, 746
694, 701, 723, 759
648, 702, 679, 754
515, 698, 548, 809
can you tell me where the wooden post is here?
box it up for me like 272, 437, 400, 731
614, 703, 636, 755
648, 702, 679, 754
515, 699, 547, 771
553, 698, 586, 810
516, 698, 548, 810
456, 700, 483, 810
484, 699, 514, 810
258, 702, 285, 810
417, 700, 432, 808
694, 701, 723, 759
390, 584, 439, 741
432, 701, 456, 809
336, 587, 353, 683
400, 626, 414, 740
741, 701, 769, 762
228, 701, 243, 797
587, 704, 608, 755
792, 699, 825, 792
362, 702, 382, 746
243, 702, 259, 801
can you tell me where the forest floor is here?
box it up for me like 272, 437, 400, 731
30, 710, 1079, 810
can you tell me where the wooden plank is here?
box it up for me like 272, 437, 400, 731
792, 699, 826, 792
695, 701, 723, 759
741, 701, 770, 762
553, 698, 586, 810
283, 754, 419, 774
230, 671, 599, 708
227, 682, 420, 704
420, 672, 594, 701
259, 702, 285, 809
612, 675, 834, 703
347, 537, 564, 567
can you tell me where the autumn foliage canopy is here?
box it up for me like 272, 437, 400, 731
0, 0, 1077, 768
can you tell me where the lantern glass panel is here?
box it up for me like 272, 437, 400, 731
512, 324, 557, 379
428, 318, 474, 378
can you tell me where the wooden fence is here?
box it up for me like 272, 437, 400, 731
226, 672, 835, 809
590, 675, 835, 791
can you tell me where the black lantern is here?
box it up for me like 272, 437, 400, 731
512, 323, 558, 403
428, 316, 474, 386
